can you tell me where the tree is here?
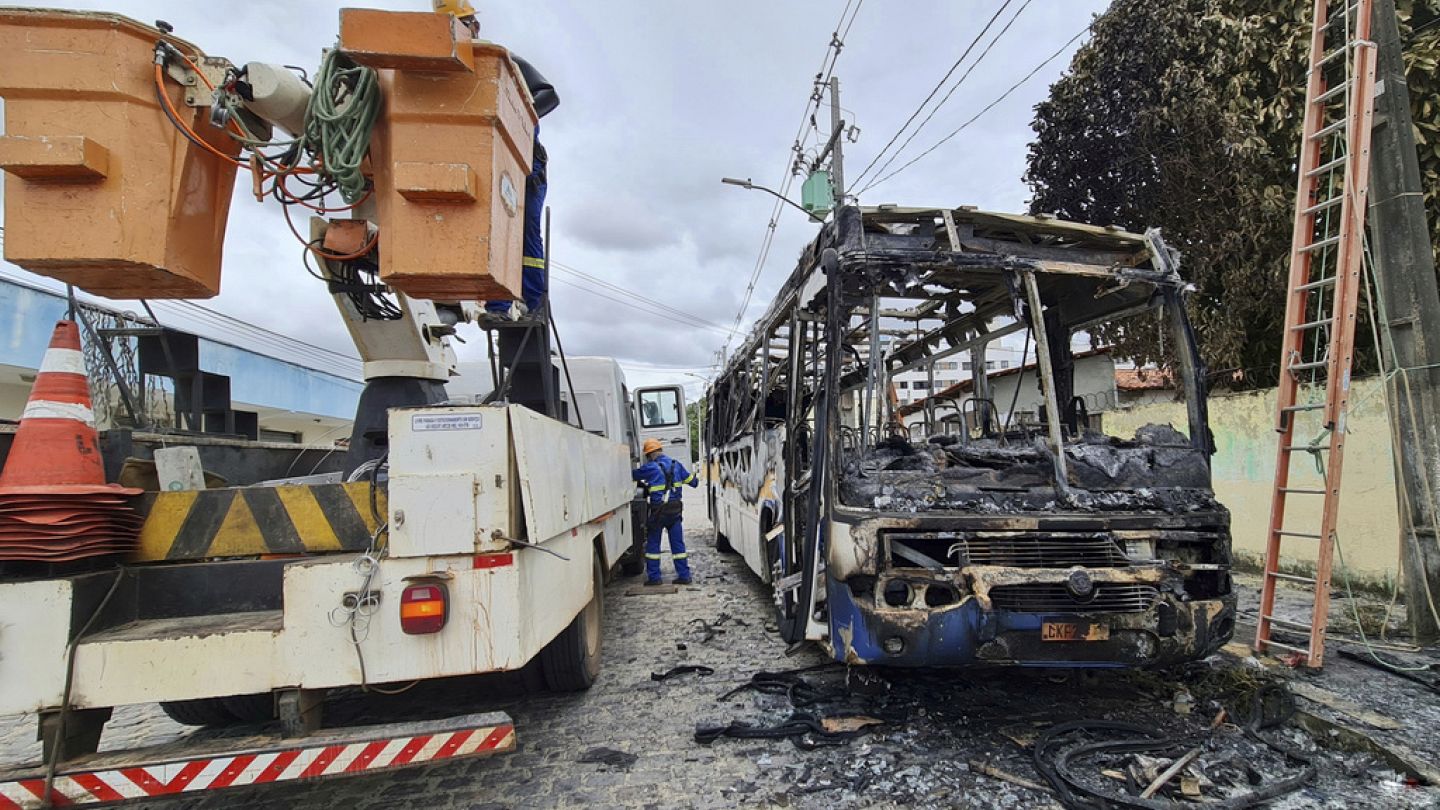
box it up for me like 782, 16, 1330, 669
686, 398, 705, 462
1025, 0, 1440, 384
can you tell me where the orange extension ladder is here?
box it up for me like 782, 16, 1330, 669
1255, 0, 1380, 668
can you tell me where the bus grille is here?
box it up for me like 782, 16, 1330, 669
887, 532, 1130, 569
989, 583, 1159, 614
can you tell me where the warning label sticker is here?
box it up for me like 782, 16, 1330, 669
411, 413, 484, 432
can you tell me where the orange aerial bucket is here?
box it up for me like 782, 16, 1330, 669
341, 8, 536, 301
0, 10, 240, 299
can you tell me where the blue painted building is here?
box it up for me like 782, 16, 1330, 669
0, 275, 362, 444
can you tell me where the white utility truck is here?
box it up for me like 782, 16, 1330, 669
0, 7, 669, 806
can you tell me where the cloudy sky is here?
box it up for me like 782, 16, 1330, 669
1, 0, 1110, 396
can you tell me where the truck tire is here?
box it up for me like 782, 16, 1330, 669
620, 547, 645, 577
221, 693, 275, 723
160, 698, 238, 727
540, 553, 603, 691
623, 499, 647, 576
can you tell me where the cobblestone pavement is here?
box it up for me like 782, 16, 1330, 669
3, 499, 1437, 808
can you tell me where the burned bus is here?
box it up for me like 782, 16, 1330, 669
705, 205, 1235, 667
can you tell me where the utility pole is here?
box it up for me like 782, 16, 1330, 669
829, 76, 845, 205
1367, 0, 1440, 640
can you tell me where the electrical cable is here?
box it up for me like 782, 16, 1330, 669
725, 0, 866, 353
304, 48, 381, 204
859, 24, 1091, 195
43, 567, 128, 804
549, 260, 728, 332
850, 0, 1021, 188
550, 276, 732, 335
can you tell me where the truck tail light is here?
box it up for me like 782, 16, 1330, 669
400, 582, 449, 634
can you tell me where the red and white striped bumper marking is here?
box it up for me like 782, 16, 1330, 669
0, 724, 514, 808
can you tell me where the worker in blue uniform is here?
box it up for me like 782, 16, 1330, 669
437, 1, 555, 318
633, 438, 698, 586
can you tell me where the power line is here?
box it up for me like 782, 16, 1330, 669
859, 24, 1091, 195
550, 275, 732, 336
549, 260, 727, 332
724, 0, 866, 353
849, 0, 1019, 189
852, 0, 1032, 190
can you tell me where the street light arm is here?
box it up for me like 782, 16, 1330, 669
720, 177, 822, 222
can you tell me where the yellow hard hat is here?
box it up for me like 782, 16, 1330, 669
433, 0, 477, 17
642, 438, 664, 455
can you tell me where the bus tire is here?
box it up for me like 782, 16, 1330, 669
540, 553, 604, 691
715, 529, 734, 554
160, 698, 237, 728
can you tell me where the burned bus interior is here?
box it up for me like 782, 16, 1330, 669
707, 205, 1235, 666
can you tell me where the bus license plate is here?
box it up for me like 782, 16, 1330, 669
1041, 622, 1110, 642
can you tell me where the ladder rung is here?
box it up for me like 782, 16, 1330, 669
1263, 614, 1315, 632
1302, 195, 1345, 216
1320, 4, 1361, 32
1275, 530, 1324, 539
1296, 275, 1338, 292
1300, 235, 1342, 253
1291, 316, 1334, 332
1282, 445, 1329, 452
1312, 45, 1349, 70
1305, 156, 1348, 178
1269, 571, 1318, 584
1288, 358, 1329, 372
1282, 402, 1326, 413
1279, 487, 1327, 495
1260, 638, 1312, 655
1313, 80, 1351, 104
1309, 118, 1349, 142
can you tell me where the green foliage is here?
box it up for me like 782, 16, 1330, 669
1025, 0, 1440, 383
686, 398, 705, 461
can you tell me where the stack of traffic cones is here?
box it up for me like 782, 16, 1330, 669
0, 320, 142, 562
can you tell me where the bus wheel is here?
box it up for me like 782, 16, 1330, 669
541, 552, 604, 691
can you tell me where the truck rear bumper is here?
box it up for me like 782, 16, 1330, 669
0, 711, 513, 808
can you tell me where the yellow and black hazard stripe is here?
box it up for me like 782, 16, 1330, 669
131, 482, 386, 562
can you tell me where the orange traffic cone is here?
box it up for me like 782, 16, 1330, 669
0, 320, 140, 562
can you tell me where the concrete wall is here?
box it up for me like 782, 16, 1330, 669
1105, 379, 1402, 585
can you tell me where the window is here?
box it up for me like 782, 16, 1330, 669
913, 381, 930, 391
999, 360, 1011, 369
962, 361, 973, 371
985, 360, 996, 370
895, 381, 909, 389
637, 388, 682, 428
936, 361, 959, 371
259, 429, 301, 444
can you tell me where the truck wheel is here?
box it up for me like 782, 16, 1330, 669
221, 693, 275, 723
620, 547, 645, 577
540, 553, 604, 691
160, 698, 237, 727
